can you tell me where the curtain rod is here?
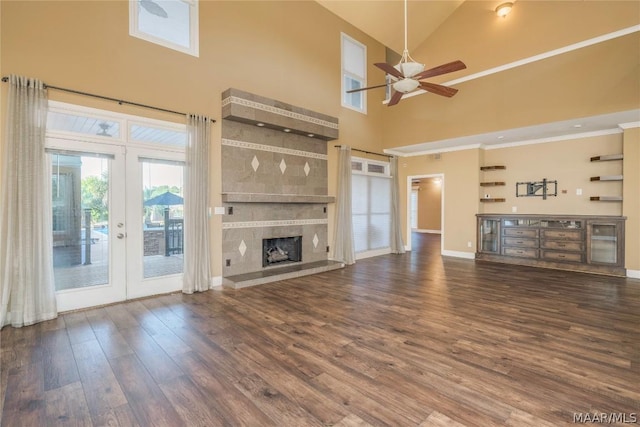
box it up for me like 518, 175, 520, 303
1, 76, 216, 123
334, 145, 393, 158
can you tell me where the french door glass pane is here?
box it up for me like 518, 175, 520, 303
142, 161, 184, 278
52, 154, 109, 290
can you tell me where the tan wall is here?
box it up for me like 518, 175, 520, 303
416, 178, 442, 231
482, 134, 624, 216
623, 127, 640, 271
0, 1, 388, 278
382, 32, 639, 147
397, 132, 640, 273
399, 150, 480, 253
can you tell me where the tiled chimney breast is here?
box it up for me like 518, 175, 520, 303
221, 89, 339, 283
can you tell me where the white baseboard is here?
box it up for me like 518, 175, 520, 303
210, 276, 223, 289
627, 269, 640, 279
441, 250, 475, 260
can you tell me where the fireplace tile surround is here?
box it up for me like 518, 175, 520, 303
220, 89, 343, 288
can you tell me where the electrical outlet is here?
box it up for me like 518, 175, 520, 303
323, 207, 327, 213
467, 241, 472, 248
576, 188, 582, 196
512, 206, 517, 213
225, 259, 231, 267
326, 246, 330, 253
228, 206, 233, 215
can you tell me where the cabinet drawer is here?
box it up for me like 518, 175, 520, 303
503, 237, 538, 248
503, 247, 538, 258
541, 240, 583, 251
541, 229, 582, 240
503, 228, 538, 238
541, 250, 584, 263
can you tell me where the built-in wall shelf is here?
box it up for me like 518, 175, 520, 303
480, 165, 506, 171
590, 196, 623, 202
480, 198, 506, 203
589, 154, 623, 201
480, 181, 506, 187
590, 175, 623, 182
590, 154, 623, 162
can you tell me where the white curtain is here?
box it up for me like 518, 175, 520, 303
332, 145, 356, 265
390, 156, 406, 254
183, 114, 212, 293
0, 75, 57, 328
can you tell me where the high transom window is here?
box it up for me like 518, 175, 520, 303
129, 0, 199, 57
341, 33, 367, 114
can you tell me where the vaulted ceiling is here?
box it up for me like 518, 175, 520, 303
316, 0, 464, 55
316, 1, 640, 153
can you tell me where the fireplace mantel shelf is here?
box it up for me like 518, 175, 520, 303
222, 193, 335, 204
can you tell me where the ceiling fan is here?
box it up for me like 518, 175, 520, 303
347, 0, 466, 106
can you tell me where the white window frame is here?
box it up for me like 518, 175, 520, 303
351, 156, 392, 259
352, 157, 390, 177
129, 0, 199, 57
341, 33, 367, 114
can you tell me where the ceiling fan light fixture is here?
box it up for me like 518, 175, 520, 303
495, 2, 513, 17
393, 78, 420, 94
400, 61, 425, 78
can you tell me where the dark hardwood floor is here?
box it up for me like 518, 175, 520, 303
2, 233, 639, 426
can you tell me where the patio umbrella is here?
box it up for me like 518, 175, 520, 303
144, 191, 184, 206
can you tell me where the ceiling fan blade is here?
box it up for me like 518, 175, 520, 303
346, 83, 389, 94
387, 90, 404, 107
413, 60, 466, 81
374, 62, 404, 79
419, 82, 459, 98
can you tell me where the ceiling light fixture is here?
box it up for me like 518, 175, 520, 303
283, 128, 291, 133
256, 123, 265, 127
495, 2, 513, 17
392, 0, 424, 94
307, 134, 315, 138
96, 122, 112, 137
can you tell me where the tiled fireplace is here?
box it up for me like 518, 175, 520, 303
220, 89, 343, 288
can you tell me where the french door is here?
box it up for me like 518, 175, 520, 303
49, 138, 185, 312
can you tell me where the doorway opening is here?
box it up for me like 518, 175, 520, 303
406, 174, 444, 254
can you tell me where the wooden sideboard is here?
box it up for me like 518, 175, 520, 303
476, 214, 626, 277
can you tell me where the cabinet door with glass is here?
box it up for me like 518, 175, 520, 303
478, 217, 501, 254
586, 219, 625, 267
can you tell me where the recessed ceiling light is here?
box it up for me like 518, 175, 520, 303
497, 135, 505, 139
307, 133, 314, 138
573, 124, 583, 128
256, 123, 265, 127
283, 128, 291, 133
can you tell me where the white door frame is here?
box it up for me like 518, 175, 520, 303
47, 138, 128, 312
46, 101, 187, 311
125, 147, 185, 300
405, 173, 444, 253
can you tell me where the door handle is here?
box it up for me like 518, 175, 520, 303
117, 233, 126, 239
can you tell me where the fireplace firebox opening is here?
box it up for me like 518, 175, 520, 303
263, 236, 302, 267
